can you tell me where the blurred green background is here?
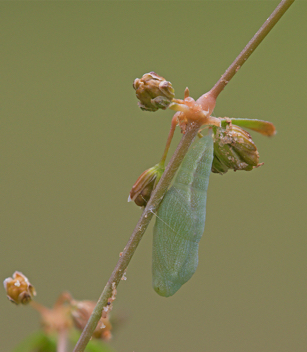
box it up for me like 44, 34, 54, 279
1, 2, 306, 352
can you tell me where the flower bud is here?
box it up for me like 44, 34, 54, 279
3, 271, 36, 305
37, 292, 73, 334
133, 72, 175, 112
71, 300, 112, 340
129, 163, 165, 207
212, 121, 260, 174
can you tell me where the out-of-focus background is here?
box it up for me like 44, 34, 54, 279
1, 2, 306, 352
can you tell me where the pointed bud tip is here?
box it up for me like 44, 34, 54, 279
129, 163, 165, 207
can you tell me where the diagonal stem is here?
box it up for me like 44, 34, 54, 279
73, 121, 201, 352
73, 0, 295, 350
210, 0, 295, 99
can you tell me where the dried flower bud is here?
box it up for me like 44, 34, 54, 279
133, 72, 175, 112
71, 300, 112, 340
128, 163, 165, 207
38, 293, 73, 334
3, 271, 36, 305
212, 121, 260, 174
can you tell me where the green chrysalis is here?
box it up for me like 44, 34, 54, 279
152, 134, 214, 297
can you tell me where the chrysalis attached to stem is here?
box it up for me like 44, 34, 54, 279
152, 134, 214, 297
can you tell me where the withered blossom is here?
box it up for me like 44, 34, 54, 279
3, 271, 36, 305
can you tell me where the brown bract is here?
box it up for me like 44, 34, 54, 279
173, 91, 219, 133
30, 291, 113, 340
31, 292, 73, 335
71, 300, 112, 341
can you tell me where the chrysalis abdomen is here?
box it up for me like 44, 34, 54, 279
152, 134, 214, 297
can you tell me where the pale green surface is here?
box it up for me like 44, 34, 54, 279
153, 135, 213, 297
1, 2, 306, 352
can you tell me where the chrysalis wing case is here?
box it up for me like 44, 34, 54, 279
152, 134, 214, 297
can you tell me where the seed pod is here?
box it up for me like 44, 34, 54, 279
152, 135, 213, 297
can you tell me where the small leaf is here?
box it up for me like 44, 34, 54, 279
221, 118, 276, 136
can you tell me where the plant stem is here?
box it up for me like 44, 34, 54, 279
57, 330, 68, 352
72, 121, 202, 352
159, 116, 178, 165
209, 0, 295, 99
73, 1, 295, 350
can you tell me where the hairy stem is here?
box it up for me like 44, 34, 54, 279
73, 1, 295, 350
210, 0, 295, 99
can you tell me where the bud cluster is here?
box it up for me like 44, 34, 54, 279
212, 120, 260, 174
133, 72, 175, 112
